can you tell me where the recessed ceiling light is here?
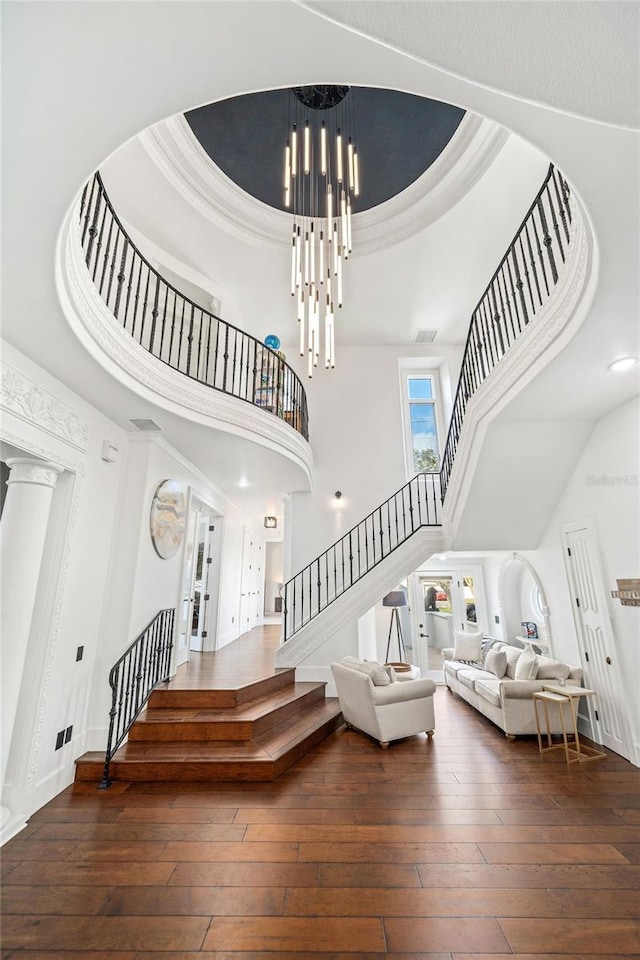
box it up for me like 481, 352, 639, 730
608, 356, 638, 372
238, 478, 250, 488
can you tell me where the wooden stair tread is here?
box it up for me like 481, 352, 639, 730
148, 668, 296, 709
136, 682, 326, 723
112, 700, 341, 762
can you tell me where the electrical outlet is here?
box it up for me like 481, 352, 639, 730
65, 725, 73, 743
494, 614, 500, 624
55, 730, 65, 750
76, 645, 84, 662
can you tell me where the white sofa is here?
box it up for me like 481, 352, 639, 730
331, 658, 436, 748
443, 639, 583, 739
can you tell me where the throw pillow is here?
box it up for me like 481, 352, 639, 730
453, 630, 483, 664
504, 645, 523, 678
536, 655, 571, 680
484, 648, 508, 679
514, 643, 539, 681
383, 664, 398, 683
341, 656, 391, 686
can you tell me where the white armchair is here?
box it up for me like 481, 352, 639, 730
331, 658, 436, 748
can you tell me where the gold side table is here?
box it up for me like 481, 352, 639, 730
533, 684, 606, 765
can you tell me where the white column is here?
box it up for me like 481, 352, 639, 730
0, 458, 63, 793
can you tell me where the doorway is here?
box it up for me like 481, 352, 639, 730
410, 565, 486, 680
561, 520, 634, 762
176, 501, 217, 667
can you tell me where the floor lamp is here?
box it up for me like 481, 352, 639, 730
383, 589, 408, 663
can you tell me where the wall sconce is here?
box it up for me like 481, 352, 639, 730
264, 516, 277, 529
334, 490, 342, 499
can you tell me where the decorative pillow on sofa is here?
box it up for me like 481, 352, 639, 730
514, 643, 539, 680
484, 648, 508, 679
535, 655, 571, 680
453, 630, 483, 664
504, 645, 523, 679
341, 657, 391, 686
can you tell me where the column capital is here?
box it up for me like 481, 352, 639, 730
5, 458, 63, 489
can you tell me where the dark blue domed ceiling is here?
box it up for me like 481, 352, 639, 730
185, 87, 465, 214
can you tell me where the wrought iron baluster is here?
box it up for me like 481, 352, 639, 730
531, 207, 551, 297
546, 183, 565, 264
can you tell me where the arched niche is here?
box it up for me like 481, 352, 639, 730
497, 553, 552, 653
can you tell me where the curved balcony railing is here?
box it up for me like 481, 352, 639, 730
283, 163, 575, 642
79, 172, 309, 439
439, 163, 572, 497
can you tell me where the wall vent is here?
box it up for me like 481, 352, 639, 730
129, 419, 162, 432
414, 330, 437, 343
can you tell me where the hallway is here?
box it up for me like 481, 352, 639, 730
2, 677, 639, 957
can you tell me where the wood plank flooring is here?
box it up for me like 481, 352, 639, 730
2, 628, 640, 958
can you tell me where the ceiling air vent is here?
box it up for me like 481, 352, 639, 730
414, 330, 437, 343
129, 418, 162, 432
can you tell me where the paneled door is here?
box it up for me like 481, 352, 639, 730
561, 520, 633, 761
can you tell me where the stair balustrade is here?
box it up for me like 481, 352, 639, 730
99, 608, 175, 788
439, 163, 572, 497
284, 473, 441, 641
283, 163, 574, 642
79, 172, 309, 440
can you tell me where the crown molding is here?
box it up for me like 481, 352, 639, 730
0, 360, 90, 453
140, 111, 509, 254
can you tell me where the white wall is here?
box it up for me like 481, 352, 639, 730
288, 344, 462, 574
1, 342, 128, 838
481, 397, 640, 760
0, 342, 273, 839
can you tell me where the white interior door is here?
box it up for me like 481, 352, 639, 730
239, 528, 253, 635
190, 515, 214, 652
176, 507, 198, 667
562, 520, 633, 761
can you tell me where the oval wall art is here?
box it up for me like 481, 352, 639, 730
149, 479, 186, 559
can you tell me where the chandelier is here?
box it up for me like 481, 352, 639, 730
284, 85, 360, 376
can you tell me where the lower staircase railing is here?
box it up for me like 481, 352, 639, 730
99, 608, 175, 788
284, 473, 441, 641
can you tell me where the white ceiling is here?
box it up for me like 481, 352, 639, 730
2, 1, 638, 525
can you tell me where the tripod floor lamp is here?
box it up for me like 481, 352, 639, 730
383, 589, 408, 663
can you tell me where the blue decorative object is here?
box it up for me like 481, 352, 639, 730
264, 334, 281, 350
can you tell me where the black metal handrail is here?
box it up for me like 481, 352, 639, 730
439, 163, 572, 497
99, 608, 175, 788
283, 163, 574, 643
283, 473, 441, 641
79, 172, 309, 440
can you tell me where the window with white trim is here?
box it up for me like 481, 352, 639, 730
402, 374, 442, 475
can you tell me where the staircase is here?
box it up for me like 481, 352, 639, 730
75, 669, 342, 783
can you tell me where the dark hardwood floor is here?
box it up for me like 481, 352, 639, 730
2, 626, 640, 958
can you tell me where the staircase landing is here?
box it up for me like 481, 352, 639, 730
75, 625, 342, 784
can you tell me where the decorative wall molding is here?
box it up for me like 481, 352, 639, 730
57, 207, 314, 487
0, 362, 89, 453
442, 198, 595, 537
141, 112, 509, 254
275, 526, 446, 667
5, 458, 63, 489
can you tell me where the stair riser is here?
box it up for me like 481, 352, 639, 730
148, 668, 295, 710
74, 713, 344, 784
129, 686, 326, 742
